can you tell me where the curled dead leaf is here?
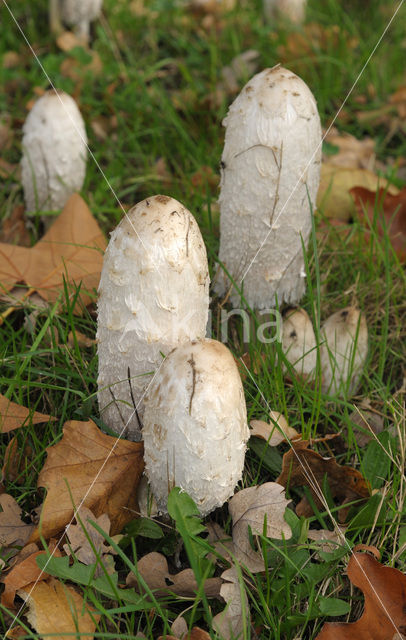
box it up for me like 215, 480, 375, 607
0, 395, 53, 434
228, 483, 292, 573
316, 549, 406, 639
30, 419, 144, 542
127, 551, 222, 597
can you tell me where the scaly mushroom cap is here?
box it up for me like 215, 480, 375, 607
143, 338, 249, 516
61, 0, 102, 26
21, 90, 87, 212
216, 65, 321, 309
320, 306, 368, 397
97, 195, 210, 441
282, 307, 316, 379
264, 0, 307, 23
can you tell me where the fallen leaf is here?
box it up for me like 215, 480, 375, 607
0, 193, 106, 308
158, 628, 211, 640
212, 566, 249, 640
171, 616, 188, 639
60, 50, 103, 83
276, 23, 358, 68
0, 205, 31, 246
18, 576, 99, 639
0, 494, 33, 551
0, 113, 13, 150
345, 404, 385, 448
307, 528, 347, 554
389, 86, 406, 119
30, 419, 144, 542
206, 521, 235, 564
0, 395, 53, 434
0, 158, 20, 180
228, 483, 292, 573
63, 507, 115, 576
324, 128, 375, 170
67, 330, 95, 349
249, 412, 300, 446
351, 186, 406, 262
127, 551, 222, 597
315, 549, 406, 639
56, 30, 84, 52
277, 442, 370, 522
220, 49, 260, 95
317, 163, 398, 221
2, 544, 60, 609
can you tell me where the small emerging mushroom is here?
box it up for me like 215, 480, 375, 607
263, 0, 307, 24
282, 307, 317, 380
53, 0, 103, 43
97, 195, 210, 441
21, 89, 87, 214
320, 306, 368, 397
143, 338, 249, 516
215, 65, 321, 309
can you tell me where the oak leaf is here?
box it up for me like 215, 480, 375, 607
316, 549, 406, 639
277, 442, 370, 522
0, 394, 53, 434
228, 483, 292, 573
30, 419, 144, 542
249, 412, 300, 446
0, 494, 33, 551
0, 193, 106, 308
351, 186, 406, 262
1, 544, 60, 609
18, 576, 99, 640
127, 551, 222, 597
317, 163, 398, 221
63, 507, 116, 576
212, 566, 249, 640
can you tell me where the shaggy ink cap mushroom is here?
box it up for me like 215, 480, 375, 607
282, 307, 317, 380
60, 0, 103, 41
216, 65, 321, 309
143, 338, 250, 516
21, 89, 87, 213
97, 195, 210, 441
320, 306, 368, 398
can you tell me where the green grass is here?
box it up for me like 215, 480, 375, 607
1, 0, 406, 638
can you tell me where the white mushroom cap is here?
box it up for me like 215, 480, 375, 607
320, 306, 368, 397
263, 0, 307, 23
61, 0, 102, 33
21, 90, 87, 213
97, 195, 210, 440
143, 338, 249, 516
282, 307, 317, 379
215, 65, 321, 309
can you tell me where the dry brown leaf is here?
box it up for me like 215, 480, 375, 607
390, 86, 406, 119
30, 419, 144, 542
0, 158, 20, 180
212, 566, 249, 640
324, 128, 375, 170
0, 205, 31, 246
56, 30, 84, 52
1, 544, 60, 609
316, 549, 406, 639
276, 23, 358, 68
171, 616, 188, 639
206, 521, 235, 564
0, 494, 33, 551
67, 330, 95, 348
158, 628, 211, 640
63, 507, 115, 576
250, 412, 300, 446
228, 483, 292, 573
345, 404, 385, 448
2, 52, 21, 69
127, 551, 222, 597
0, 395, 53, 434
351, 186, 406, 262
0, 193, 106, 308
317, 163, 399, 221
60, 50, 103, 82
307, 528, 346, 554
277, 442, 370, 522
220, 49, 260, 95
18, 576, 99, 640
